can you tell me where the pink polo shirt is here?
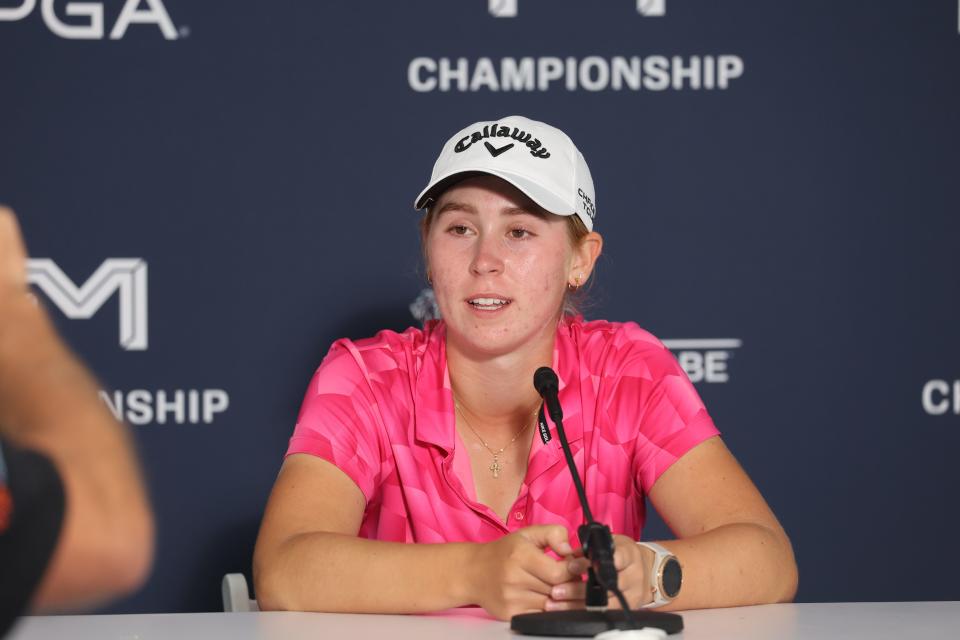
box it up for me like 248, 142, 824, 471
286, 316, 719, 543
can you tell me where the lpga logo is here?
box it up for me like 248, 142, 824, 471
0, 0, 180, 40
489, 0, 665, 18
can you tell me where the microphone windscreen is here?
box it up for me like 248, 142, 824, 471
533, 366, 559, 396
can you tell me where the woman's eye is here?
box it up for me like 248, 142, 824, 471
448, 225, 470, 235
509, 228, 531, 239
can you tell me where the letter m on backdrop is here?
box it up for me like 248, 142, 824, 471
26, 259, 148, 351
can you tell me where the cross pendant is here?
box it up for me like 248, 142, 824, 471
490, 458, 502, 479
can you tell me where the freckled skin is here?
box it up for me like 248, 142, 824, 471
425, 176, 575, 360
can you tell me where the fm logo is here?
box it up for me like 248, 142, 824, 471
27, 258, 149, 350
0, 0, 178, 40
489, 0, 665, 18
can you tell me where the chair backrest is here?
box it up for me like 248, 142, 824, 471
221, 573, 259, 612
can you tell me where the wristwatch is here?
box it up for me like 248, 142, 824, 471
636, 541, 682, 608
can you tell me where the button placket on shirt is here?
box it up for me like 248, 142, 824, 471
441, 455, 513, 533
506, 490, 531, 530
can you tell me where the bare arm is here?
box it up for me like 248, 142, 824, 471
643, 436, 797, 610
0, 208, 154, 610
253, 454, 584, 619
547, 436, 797, 611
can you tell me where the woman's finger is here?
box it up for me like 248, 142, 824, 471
518, 591, 551, 613
522, 546, 583, 587
612, 535, 642, 572
544, 597, 587, 612
518, 524, 573, 556
507, 561, 557, 597
549, 579, 586, 601
567, 557, 590, 576
614, 548, 627, 571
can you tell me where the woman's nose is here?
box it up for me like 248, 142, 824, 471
469, 232, 505, 276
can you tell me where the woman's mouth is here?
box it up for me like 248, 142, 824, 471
466, 297, 511, 311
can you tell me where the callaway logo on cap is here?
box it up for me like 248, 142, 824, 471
414, 115, 597, 231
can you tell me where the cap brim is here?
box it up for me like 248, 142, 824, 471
414, 168, 575, 218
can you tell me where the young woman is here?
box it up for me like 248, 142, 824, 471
253, 116, 797, 620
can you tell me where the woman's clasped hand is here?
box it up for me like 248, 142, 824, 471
469, 525, 588, 618
467, 527, 656, 618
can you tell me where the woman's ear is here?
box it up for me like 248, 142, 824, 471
570, 231, 603, 284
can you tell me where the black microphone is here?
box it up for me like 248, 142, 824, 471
510, 367, 684, 637
533, 366, 563, 423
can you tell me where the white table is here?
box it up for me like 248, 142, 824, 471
9, 602, 960, 640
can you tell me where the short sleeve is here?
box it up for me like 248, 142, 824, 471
285, 341, 385, 503
600, 324, 720, 495
0, 438, 66, 638
634, 365, 720, 494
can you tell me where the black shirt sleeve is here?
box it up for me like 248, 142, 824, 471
0, 437, 66, 639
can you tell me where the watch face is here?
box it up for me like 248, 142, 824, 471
662, 558, 682, 598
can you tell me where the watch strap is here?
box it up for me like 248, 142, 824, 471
636, 541, 680, 609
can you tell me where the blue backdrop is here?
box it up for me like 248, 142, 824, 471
1, 0, 958, 613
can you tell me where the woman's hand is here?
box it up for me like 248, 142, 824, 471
470, 525, 586, 620
545, 534, 653, 611
606, 534, 654, 609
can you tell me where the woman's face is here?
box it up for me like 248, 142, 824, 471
424, 175, 582, 359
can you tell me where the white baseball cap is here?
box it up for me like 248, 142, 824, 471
414, 115, 597, 231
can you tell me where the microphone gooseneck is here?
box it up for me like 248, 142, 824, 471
532, 367, 633, 624
533, 366, 592, 524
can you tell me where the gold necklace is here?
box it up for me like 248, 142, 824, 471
454, 401, 539, 479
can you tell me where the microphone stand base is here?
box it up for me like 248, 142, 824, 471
510, 609, 683, 636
